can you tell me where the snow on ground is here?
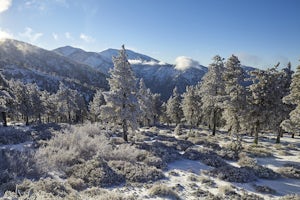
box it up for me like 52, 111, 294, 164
0, 141, 33, 152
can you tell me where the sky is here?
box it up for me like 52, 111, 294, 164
0, 0, 299, 69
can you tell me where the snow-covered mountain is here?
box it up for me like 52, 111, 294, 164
0, 39, 108, 99
54, 46, 208, 100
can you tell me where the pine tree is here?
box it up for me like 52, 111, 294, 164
199, 55, 226, 136
28, 83, 44, 123
166, 87, 183, 125
281, 63, 300, 138
182, 85, 202, 130
151, 93, 162, 125
222, 55, 248, 138
100, 45, 140, 142
41, 90, 58, 123
89, 89, 105, 122
138, 79, 154, 126
56, 82, 78, 123
0, 73, 12, 126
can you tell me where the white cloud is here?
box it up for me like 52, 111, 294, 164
128, 59, 165, 66
19, 27, 43, 42
80, 33, 94, 43
0, 28, 13, 39
0, 0, 12, 13
65, 32, 72, 39
174, 56, 200, 71
52, 32, 58, 40
236, 52, 263, 67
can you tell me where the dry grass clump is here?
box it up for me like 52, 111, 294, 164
218, 184, 236, 196
148, 184, 181, 200
198, 176, 215, 187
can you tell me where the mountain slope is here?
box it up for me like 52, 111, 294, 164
0, 39, 108, 99
54, 46, 208, 100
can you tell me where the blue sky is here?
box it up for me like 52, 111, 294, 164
0, 0, 299, 68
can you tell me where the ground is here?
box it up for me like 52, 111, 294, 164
0, 123, 299, 200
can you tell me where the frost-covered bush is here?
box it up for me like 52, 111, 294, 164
148, 184, 181, 200
218, 185, 237, 196
253, 184, 276, 194
0, 126, 31, 145
183, 147, 227, 168
67, 177, 86, 191
219, 140, 243, 160
174, 124, 182, 135
198, 176, 215, 187
192, 188, 216, 199
66, 159, 124, 187
238, 153, 280, 179
108, 160, 164, 183
35, 123, 111, 172
279, 194, 300, 200
0, 149, 39, 180
139, 141, 181, 163
205, 165, 256, 183
15, 178, 74, 199
245, 144, 272, 157
277, 166, 300, 179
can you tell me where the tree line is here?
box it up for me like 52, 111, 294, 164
0, 46, 299, 144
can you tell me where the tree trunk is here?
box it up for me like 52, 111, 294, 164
253, 120, 259, 144
276, 128, 283, 143
291, 133, 295, 138
25, 115, 29, 126
2, 112, 7, 127
212, 110, 217, 136
122, 119, 128, 142
68, 112, 71, 124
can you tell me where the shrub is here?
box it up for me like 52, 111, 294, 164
279, 194, 300, 200
174, 124, 182, 135
245, 144, 272, 157
238, 153, 257, 167
218, 185, 237, 196
67, 177, 86, 191
148, 184, 181, 200
192, 188, 215, 199
205, 165, 256, 183
66, 159, 125, 187
198, 176, 215, 187
0, 126, 31, 145
277, 167, 300, 179
108, 160, 164, 183
253, 184, 276, 194
183, 147, 227, 168
35, 123, 111, 172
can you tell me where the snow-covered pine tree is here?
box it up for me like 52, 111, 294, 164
100, 45, 140, 142
151, 93, 162, 125
199, 55, 226, 136
28, 83, 44, 123
223, 55, 248, 138
166, 87, 183, 125
56, 82, 78, 123
89, 89, 105, 122
182, 85, 202, 130
138, 78, 154, 126
281, 63, 300, 138
160, 102, 170, 125
41, 90, 58, 123
0, 73, 13, 126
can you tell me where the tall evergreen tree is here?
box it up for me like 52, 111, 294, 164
100, 45, 140, 142
199, 55, 226, 135
166, 87, 183, 125
138, 79, 154, 126
281, 63, 300, 138
0, 74, 12, 126
223, 55, 248, 138
89, 89, 105, 122
182, 85, 202, 130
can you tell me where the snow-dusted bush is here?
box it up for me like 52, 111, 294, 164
218, 185, 236, 196
0, 149, 39, 180
139, 141, 181, 163
35, 123, 111, 172
15, 178, 74, 199
174, 124, 182, 135
149, 184, 181, 200
67, 177, 86, 191
253, 184, 276, 194
183, 147, 227, 168
81, 187, 134, 200
66, 159, 124, 187
192, 188, 216, 199
279, 194, 300, 200
108, 160, 164, 183
245, 144, 273, 157
198, 176, 215, 187
205, 165, 256, 183
277, 166, 300, 179
238, 153, 280, 179
0, 126, 31, 145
